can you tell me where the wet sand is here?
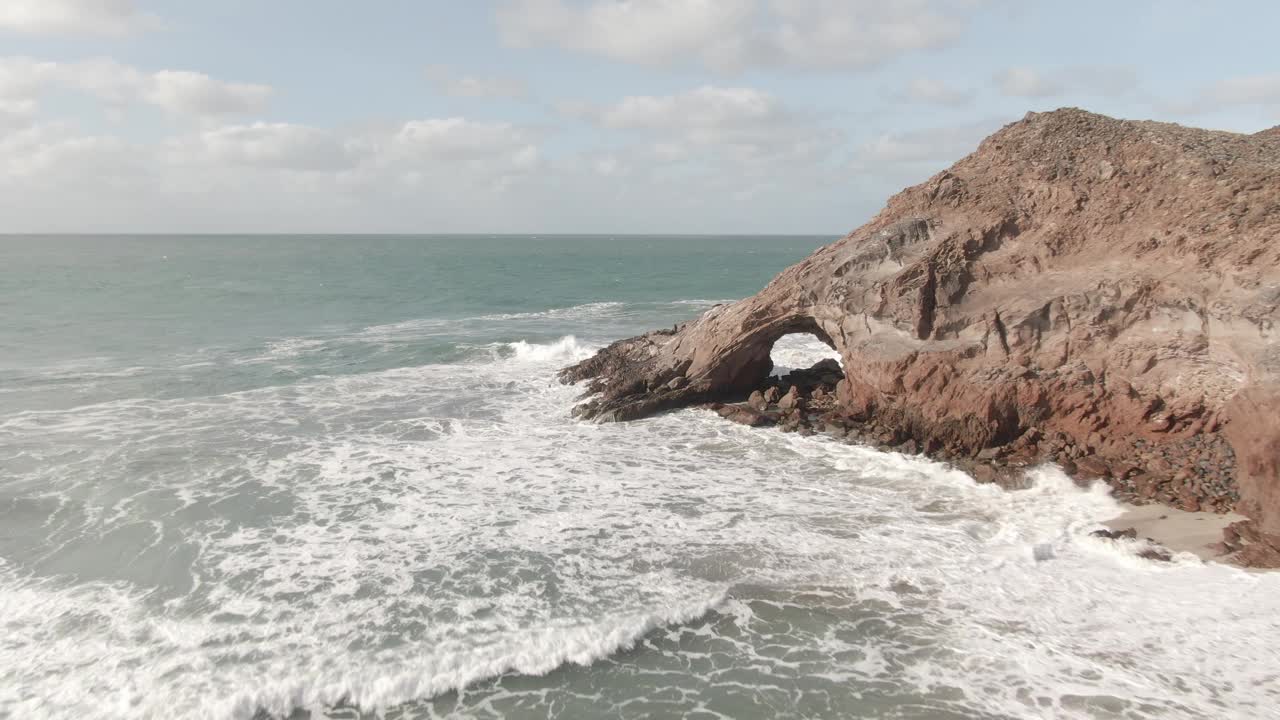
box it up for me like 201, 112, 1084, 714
1106, 504, 1246, 563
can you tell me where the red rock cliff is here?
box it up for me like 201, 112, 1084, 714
561, 108, 1280, 562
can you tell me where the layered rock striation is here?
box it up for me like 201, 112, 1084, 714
561, 109, 1280, 566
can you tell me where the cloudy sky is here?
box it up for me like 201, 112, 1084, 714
2, 0, 1278, 234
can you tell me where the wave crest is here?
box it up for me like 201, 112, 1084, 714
220, 590, 726, 719
505, 336, 594, 364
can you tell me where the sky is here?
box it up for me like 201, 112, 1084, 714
1, 0, 1278, 234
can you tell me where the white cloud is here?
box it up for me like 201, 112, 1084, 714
0, 113, 559, 231
1160, 74, 1280, 118
580, 86, 840, 170
767, 0, 965, 69
387, 118, 536, 167
995, 65, 1138, 99
496, 0, 977, 71
185, 123, 358, 172
597, 86, 784, 131
160, 117, 539, 181
382, 118, 541, 192
0, 90, 858, 233
0, 0, 159, 36
1066, 66, 1141, 98
994, 67, 1061, 98
0, 57, 59, 100
894, 77, 972, 106
145, 71, 273, 117
425, 65, 527, 99
1198, 74, 1280, 107
857, 118, 1006, 166
562, 85, 846, 215
0, 122, 142, 187
497, 0, 755, 70
0, 56, 272, 118
593, 154, 624, 177
0, 97, 36, 120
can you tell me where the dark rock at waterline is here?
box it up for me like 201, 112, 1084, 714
1137, 546, 1175, 563
1220, 520, 1280, 568
716, 404, 775, 427
1089, 527, 1174, 562
1090, 527, 1138, 540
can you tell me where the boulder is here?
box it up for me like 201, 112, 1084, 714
715, 404, 774, 427
1075, 457, 1112, 479
777, 386, 803, 412
811, 358, 841, 375
1131, 473, 1162, 500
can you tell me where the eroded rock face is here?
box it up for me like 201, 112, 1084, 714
561, 108, 1280, 554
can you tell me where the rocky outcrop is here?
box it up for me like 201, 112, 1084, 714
561, 109, 1280, 566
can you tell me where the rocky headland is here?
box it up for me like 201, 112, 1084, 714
561, 108, 1280, 567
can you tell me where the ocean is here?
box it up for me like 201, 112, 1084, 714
1, 235, 1278, 720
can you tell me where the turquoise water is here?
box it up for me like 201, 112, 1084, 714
1, 235, 815, 411
2, 236, 1279, 720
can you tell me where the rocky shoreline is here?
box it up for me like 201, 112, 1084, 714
560, 109, 1280, 568
703, 358, 1276, 567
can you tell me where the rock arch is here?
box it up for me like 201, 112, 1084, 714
697, 314, 841, 395
768, 330, 843, 377
560, 283, 853, 422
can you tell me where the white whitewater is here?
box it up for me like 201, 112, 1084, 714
1, 330, 1278, 720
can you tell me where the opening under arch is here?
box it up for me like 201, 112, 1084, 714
769, 332, 842, 377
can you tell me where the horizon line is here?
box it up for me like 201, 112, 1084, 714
0, 231, 849, 238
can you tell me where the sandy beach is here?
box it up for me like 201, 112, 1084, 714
1106, 504, 1247, 563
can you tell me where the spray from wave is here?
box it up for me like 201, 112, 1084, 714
504, 335, 594, 363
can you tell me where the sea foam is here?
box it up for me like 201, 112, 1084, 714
2, 332, 1278, 719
